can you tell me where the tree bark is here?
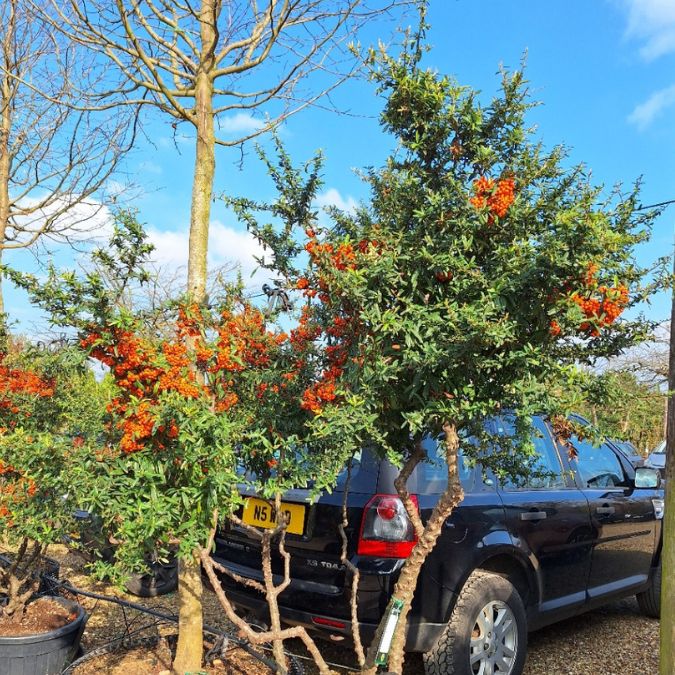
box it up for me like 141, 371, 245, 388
659, 254, 675, 675
200, 519, 336, 675
663, 395, 668, 441
187, 0, 217, 305
0, 12, 13, 323
261, 495, 289, 672
177, 6, 218, 663
172, 553, 204, 675
364, 423, 464, 674
621, 411, 630, 434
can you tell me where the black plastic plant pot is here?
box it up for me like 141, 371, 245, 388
124, 557, 178, 598
0, 596, 87, 675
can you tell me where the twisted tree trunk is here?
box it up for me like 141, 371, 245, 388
364, 423, 464, 674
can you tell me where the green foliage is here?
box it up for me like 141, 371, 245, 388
70, 396, 243, 576
0, 342, 108, 608
4, 210, 349, 583
2, 210, 153, 335
0, 430, 76, 548
12, 344, 110, 438
565, 369, 664, 453
236, 30, 667, 476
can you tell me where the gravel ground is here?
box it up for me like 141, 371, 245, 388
300, 598, 660, 675
520, 597, 659, 675
48, 545, 659, 675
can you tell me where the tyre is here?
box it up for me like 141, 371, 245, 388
637, 558, 661, 618
124, 558, 178, 597
423, 570, 528, 675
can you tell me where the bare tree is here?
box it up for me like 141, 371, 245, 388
27, 2, 409, 671
32, 0, 407, 303
611, 321, 669, 386
607, 322, 669, 441
0, 0, 138, 318
87, 257, 241, 337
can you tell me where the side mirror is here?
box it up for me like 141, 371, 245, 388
635, 467, 661, 489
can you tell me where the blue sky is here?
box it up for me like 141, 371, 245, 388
6, 0, 675, 335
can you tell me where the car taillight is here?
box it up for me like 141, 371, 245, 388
357, 494, 418, 558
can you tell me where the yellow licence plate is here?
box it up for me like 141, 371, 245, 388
242, 498, 306, 536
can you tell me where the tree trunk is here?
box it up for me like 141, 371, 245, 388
261, 531, 288, 671
172, 554, 204, 675
660, 255, 675, 675
0, 20, 12, 324
364, 423, 464, 674
187, 0, 217, 305
663, 395, 668, 441
176, 10, 218, 672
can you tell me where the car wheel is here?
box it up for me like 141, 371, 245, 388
636, 558, 661, 618
423, 570, 527, 675
125, 558, 178, 597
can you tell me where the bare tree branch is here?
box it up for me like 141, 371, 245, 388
0, 0, 139, 315
202, 511, 337, 675
30, 0, 412, 305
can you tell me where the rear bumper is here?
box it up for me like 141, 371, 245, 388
206, 556, 447, 653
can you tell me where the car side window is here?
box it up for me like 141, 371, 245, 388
419, 435, 475, 492
572, 439, 626, 489
496, 416, 566, 490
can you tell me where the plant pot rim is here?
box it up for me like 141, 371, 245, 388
0, 596, 86, 645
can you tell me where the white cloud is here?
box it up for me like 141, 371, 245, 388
11, 195, 115, 243
146, 220, 268, 286
315, 188, 358, 214
628, 83, 675, 130
621, 0, 675, 60
218, 113, 264, 135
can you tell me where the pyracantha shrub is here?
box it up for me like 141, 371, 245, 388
229, 24, 667, 671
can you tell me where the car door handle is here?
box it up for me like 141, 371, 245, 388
520, 511, 547, 521
596, 505, 615, 515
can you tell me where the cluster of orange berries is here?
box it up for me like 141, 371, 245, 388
572, 284, 629, 336
177, 304, 215, 368
301, 380, 337, 415
469, 176, 516, 220
300, 228, 381, 301
118, 401, 156, 453
211, 306, 290, 411
0, 355, 55, 430
82, 302, 303, 453
548, 263, 630, 338
81, 327, 204, 454
297, 228, 372, 415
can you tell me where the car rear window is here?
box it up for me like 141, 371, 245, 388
333, 449, 381, 493
412, 435, 476, 493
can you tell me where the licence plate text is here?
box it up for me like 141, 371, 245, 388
242, 498, 306, 535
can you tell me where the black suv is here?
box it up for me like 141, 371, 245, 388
209, 415, 664, 675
